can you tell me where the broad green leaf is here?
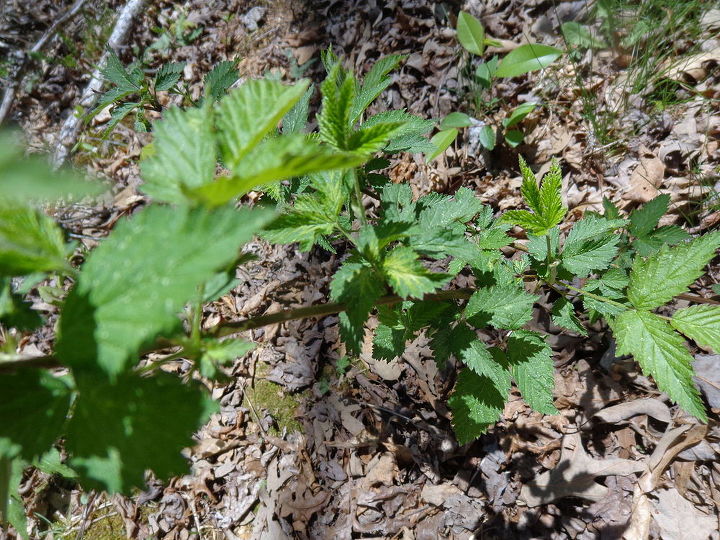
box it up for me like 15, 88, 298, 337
319, 67, 356, 149
351, 54, 405, 123
633, 225, 690, 256
364, 110, 434, 154
504, 129, 524, 147
440, 112, 473, 129
0, 371, 72, 460
551, 297, 587, 335
56, 205, 272, 376
629, 194, 669, 237
262, 193, 340, 251
381, 183, 416, 223
561, 215, 626, 277
502, 103, 536, 128
417, 187, 484, 230
140, 105, 216, 204
411, 227, 479, 261
426, 129, 458, 161
203, 60, 239, 102
330, 258, 385, 352
382, 247, 448, 298
217, 79, 309, 167
188, 135, 364, 207
453, 324, 511, 386
495, 44, 562, 78
561, 21, 605, 48
475, 56, 498, 86
613, 309, 705, 420
449, 366, 507, 444
0, 207, 70, 276
67, 373, 216, 493
671, 305, 720, 352
627, 232, 720, 310
346, 122, 405, 154
456, 11, 485, 56
154, 62, 185, 91
373, 323, 406, 360
507, 330, 557, 414
478, 125, 496, 150
0, 132, 103, 203
465, 285, 535, 330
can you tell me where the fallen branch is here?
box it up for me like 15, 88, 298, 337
0, 0, 89, 126
51, 0, 146, 169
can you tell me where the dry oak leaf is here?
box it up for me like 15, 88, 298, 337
519, 432, 645, 506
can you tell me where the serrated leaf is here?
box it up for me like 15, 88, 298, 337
364, 110, 434, 154
101, 50, 140, 92
330, 258, 385, 352
0, 207, 70, 275
417, 187, 484, 230
319, 67, 356, 149
456, 11, 485, 56
102, 101, 139, 137
203, 60, 239, 102
262, 193, 339, 251
633, 225, 690, 256
67, 373, 216, 493
507, 330, 557, 414
495, 44, 562, 78
351, 54, 405, 123
218, 79, 309, 167
671, 305, 720, 352
453, 324, 511, 385
561, 215, 626, 277
551, 297, 587, 335
346, 122, 405, 154
465, 285, 535, 329
613, 309, 705, 420
154, 62, 185, 91
140, 105, 216, 204
283, 86, 313, 135
382, 246, 448, 298
627, 232, 720, 310
449, 367, 507, 444
381, 183, 416, 223
373, 323, 406, 360
629, 194, 669, 238
0, 371, 72, 460
426, 129, 458, 161
56, 206, 272, 377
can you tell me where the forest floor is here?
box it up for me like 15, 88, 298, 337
2, 0, 720, 538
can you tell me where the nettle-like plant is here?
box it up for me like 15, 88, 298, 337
1, 54, 720, 531
430, 11, 563, 155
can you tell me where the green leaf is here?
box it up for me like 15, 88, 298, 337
346, 122, 405, 154
199, 339, 255, 379
602, 197, 622, 220
140, 105, 216, 204
56, 206, 272, 377
373, 323, 406, 361
0, 207, 70, 276
319, 67, 356, 149
382, 246, 448, 298
101, 50, 140, 91
262, 193, 340, 250
440, 112, 473, 129
671, 305, 720, 353
217, 79, 309, 167
0, 371, 72, 460
613, 309, 705, 420
283, 86, 313, 134
102, 101, 139, 137
426, 129, 458, 161
561, 21, 605, 48
67, 373, 216, 493
364, 111, 434, 154
417, 187, 485, 230
154, 62, 185, 91
502, 157, 566, 236
551, 297, 587, 335
465, 285, 535, 330
502, 103, 536, 128
7, 456, 28, 538
203, 60, 239, 102
629, 194, 669, 238
507, 330, 557, 414
453, 324, 511, 384
627, 232, 720, 311
478, 125, 496, 150
475, 56, 498, 86
456, 11, 485, 56
634, 225, 691, 256
495, 44, 562, 78
504, 129, 524, 147
351, 54, 405, 123
0, 278, 42, 330
449, 367, 507, 444
561, 215, 626, 277
330, 258, 385, 352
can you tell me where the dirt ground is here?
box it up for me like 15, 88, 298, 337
2, 0, 720, 538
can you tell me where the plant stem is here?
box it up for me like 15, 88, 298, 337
545, 234, 557, 284
351, 169, 368, 226
213, 288, 476, 338
559, 281, 628, 310
190, 284, 205, 346
0, 455, 10, 525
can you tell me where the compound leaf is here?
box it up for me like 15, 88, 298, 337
627, 232, 720, 310
613, 309, 705, 420
351, 54, 405, 123
671, 305, 720, 353
561, 215, 626, 277
56, 205, 272, 377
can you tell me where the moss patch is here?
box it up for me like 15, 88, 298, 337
81, 507, 126, 540
245, 374, 307, 435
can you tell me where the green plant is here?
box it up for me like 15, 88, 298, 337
87, 52, 240, 136
430, 11, 562, 157
2, 54, 720, 535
